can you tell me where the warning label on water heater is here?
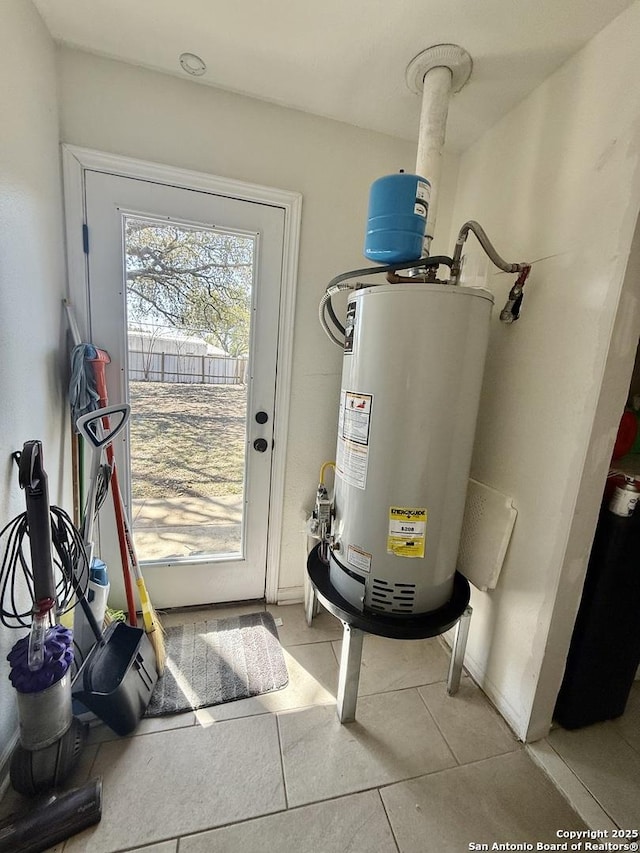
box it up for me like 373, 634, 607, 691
336, 390, 373, 490
387, 506, 427, 558
347, 545, 372, 573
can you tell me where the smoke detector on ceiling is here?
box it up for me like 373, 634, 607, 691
179, 53, 207, 77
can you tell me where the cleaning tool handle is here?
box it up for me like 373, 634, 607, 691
78, 402, 138, 626
89, 352, 110, 405
50, 533, 105, 645
91, 376, 138, 628
108, 458, 138, 628
114, 475, 165, 673
76, 405, 130, 554
18, 441, 56, 602
76, 405, 130, 450
68, 567, 106, 645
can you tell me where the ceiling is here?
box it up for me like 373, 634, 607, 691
34, 0, 634, 152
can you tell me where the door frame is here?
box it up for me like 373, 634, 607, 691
62, 144, 302, 604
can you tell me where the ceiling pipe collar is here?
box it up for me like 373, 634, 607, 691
405, 44, 472, 95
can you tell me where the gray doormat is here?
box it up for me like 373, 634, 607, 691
145, 611, 288, 717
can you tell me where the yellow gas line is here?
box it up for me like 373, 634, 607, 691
319, 461, 336, 485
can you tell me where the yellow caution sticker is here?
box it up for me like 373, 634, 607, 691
387, 507, 427, 558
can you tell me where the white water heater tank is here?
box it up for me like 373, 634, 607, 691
329, 282, 493, 615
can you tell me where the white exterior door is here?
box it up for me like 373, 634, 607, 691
73, 164, 290, 608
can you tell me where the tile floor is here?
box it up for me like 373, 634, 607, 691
3, 601, 636, 852
529, 682, 640, 832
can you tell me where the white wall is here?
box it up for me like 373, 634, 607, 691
56, 48, 459, 600
0, 1, 69, 776
448, 1, 640, 741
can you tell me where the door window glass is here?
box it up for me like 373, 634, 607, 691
123, 216, 255, 563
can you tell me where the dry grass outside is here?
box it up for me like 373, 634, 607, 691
128, 380, 247, 500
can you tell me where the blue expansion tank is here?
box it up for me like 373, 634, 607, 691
363, 172, 430, 264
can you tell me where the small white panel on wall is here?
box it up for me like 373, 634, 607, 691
458, 478, 517, 591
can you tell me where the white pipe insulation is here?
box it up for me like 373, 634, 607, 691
406, 45, 472, 253
416, 65, 453, 249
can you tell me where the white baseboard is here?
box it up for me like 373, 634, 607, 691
276, 586, 304, 605
457, 646, 527, 742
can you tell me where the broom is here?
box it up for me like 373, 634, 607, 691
89, 350, 167, 675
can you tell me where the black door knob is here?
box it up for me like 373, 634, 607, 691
255, 411, 269, 424
253, 438, 268, 453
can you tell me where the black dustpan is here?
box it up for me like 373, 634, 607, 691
73, 621, 157, 736
59, 519, 157, 737
56, 483, 158, 735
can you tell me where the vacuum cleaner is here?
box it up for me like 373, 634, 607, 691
0, 440, 102, 848
4, 441, 90, 795
1, 434, 158, 847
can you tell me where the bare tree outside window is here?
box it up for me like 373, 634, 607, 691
125, 219, 253, 357
123, 217, 256, 561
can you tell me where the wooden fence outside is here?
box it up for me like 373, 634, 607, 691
128, 349, 248, 385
